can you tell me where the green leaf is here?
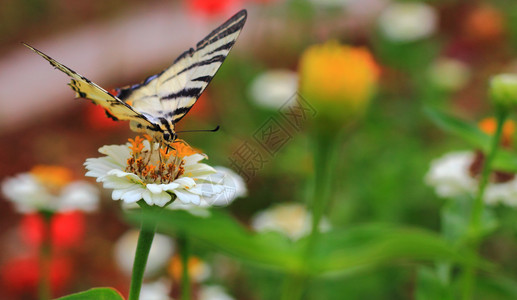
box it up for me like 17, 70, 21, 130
132, 210, 486, 275
424, 106, 490, 150
441, 196, 498, 245
131, 209, 303, 272
56, 288, 124, 300
477, 274, 517, 299
424, 106, 517, 172
415, 266, 454, 300
308, 224, 485, 274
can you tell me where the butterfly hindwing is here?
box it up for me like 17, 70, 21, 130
23, 43, 157, 131
115, 9, 247, 125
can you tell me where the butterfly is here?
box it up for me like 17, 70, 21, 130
24, 9, 247, 143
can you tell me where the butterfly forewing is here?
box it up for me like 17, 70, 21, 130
117, 9, 247, 125
23, 43, 156, 130
25, 9, 247, 141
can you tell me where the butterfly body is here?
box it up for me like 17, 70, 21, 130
25, 9, 247, 143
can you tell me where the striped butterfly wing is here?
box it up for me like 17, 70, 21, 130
24, 43, 157, 130
115, 9, 247, 127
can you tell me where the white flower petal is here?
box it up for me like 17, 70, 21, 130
183, 153, 207, 166
174, 189, 201, 205
147, 183, 165, 194
121, 187, 145, 204
151, 192, 172, 207
173, 177, 196, 188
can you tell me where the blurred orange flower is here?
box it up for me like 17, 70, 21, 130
168, 255, 209, 282
463, 5, 504, 43
478, 117, 515, 147
298, 41, 380, 127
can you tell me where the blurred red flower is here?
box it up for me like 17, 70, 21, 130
188, 93, 212, 119
85, 100, 124, 130
20, 211, 86, 249
0, 255, 72, 297
186, 0, 242, 17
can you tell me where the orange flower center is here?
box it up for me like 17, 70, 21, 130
30, 165, 74, 191
125, 136, 201, 183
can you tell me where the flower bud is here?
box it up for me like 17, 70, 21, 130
490, 74, 517, 109
298, 41, 379, 129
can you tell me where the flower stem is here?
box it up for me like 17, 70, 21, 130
280, 128, 341, 300
38, 211, 53, 300
461, 109, 507, 300
178, 233, 191, 300
307, 128, 341, 251
128, 207, 157, 300
281, 274, 306, 300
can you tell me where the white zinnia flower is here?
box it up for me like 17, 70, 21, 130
248, 70, 298, 110
85, 136, 245, 208
1, 165, 99, 213
251, 203, 331, 240
114, 229, 174, 278
425, 151, 517, 206
428, 58, 471, 91
378, 2, 438, 42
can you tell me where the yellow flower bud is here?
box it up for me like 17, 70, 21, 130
490, 74, 517, 109
298, 41, 379, 129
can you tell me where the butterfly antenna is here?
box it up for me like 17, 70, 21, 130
176, 125, 220, 134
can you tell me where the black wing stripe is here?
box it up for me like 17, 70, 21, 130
162, 87, 203, 100
161, 55, 226, 85
206, 40, 236, 56
197, 10, 247, 50
165, 107, 191, 118
192, 75, 213, 82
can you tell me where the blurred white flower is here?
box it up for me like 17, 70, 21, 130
199, 285, 235, 300
428, 58, 471, 91
140, 279, 172, 300
425, 151, 477, 198
251, 203, 330, 240
138, 280, 233, 300
85, 137, 241, 208
248, 70, 298, 110
378, 2, 438, 42
114, 229, 175, 278
2, 165, 99, 213
425, 151, 517, 206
